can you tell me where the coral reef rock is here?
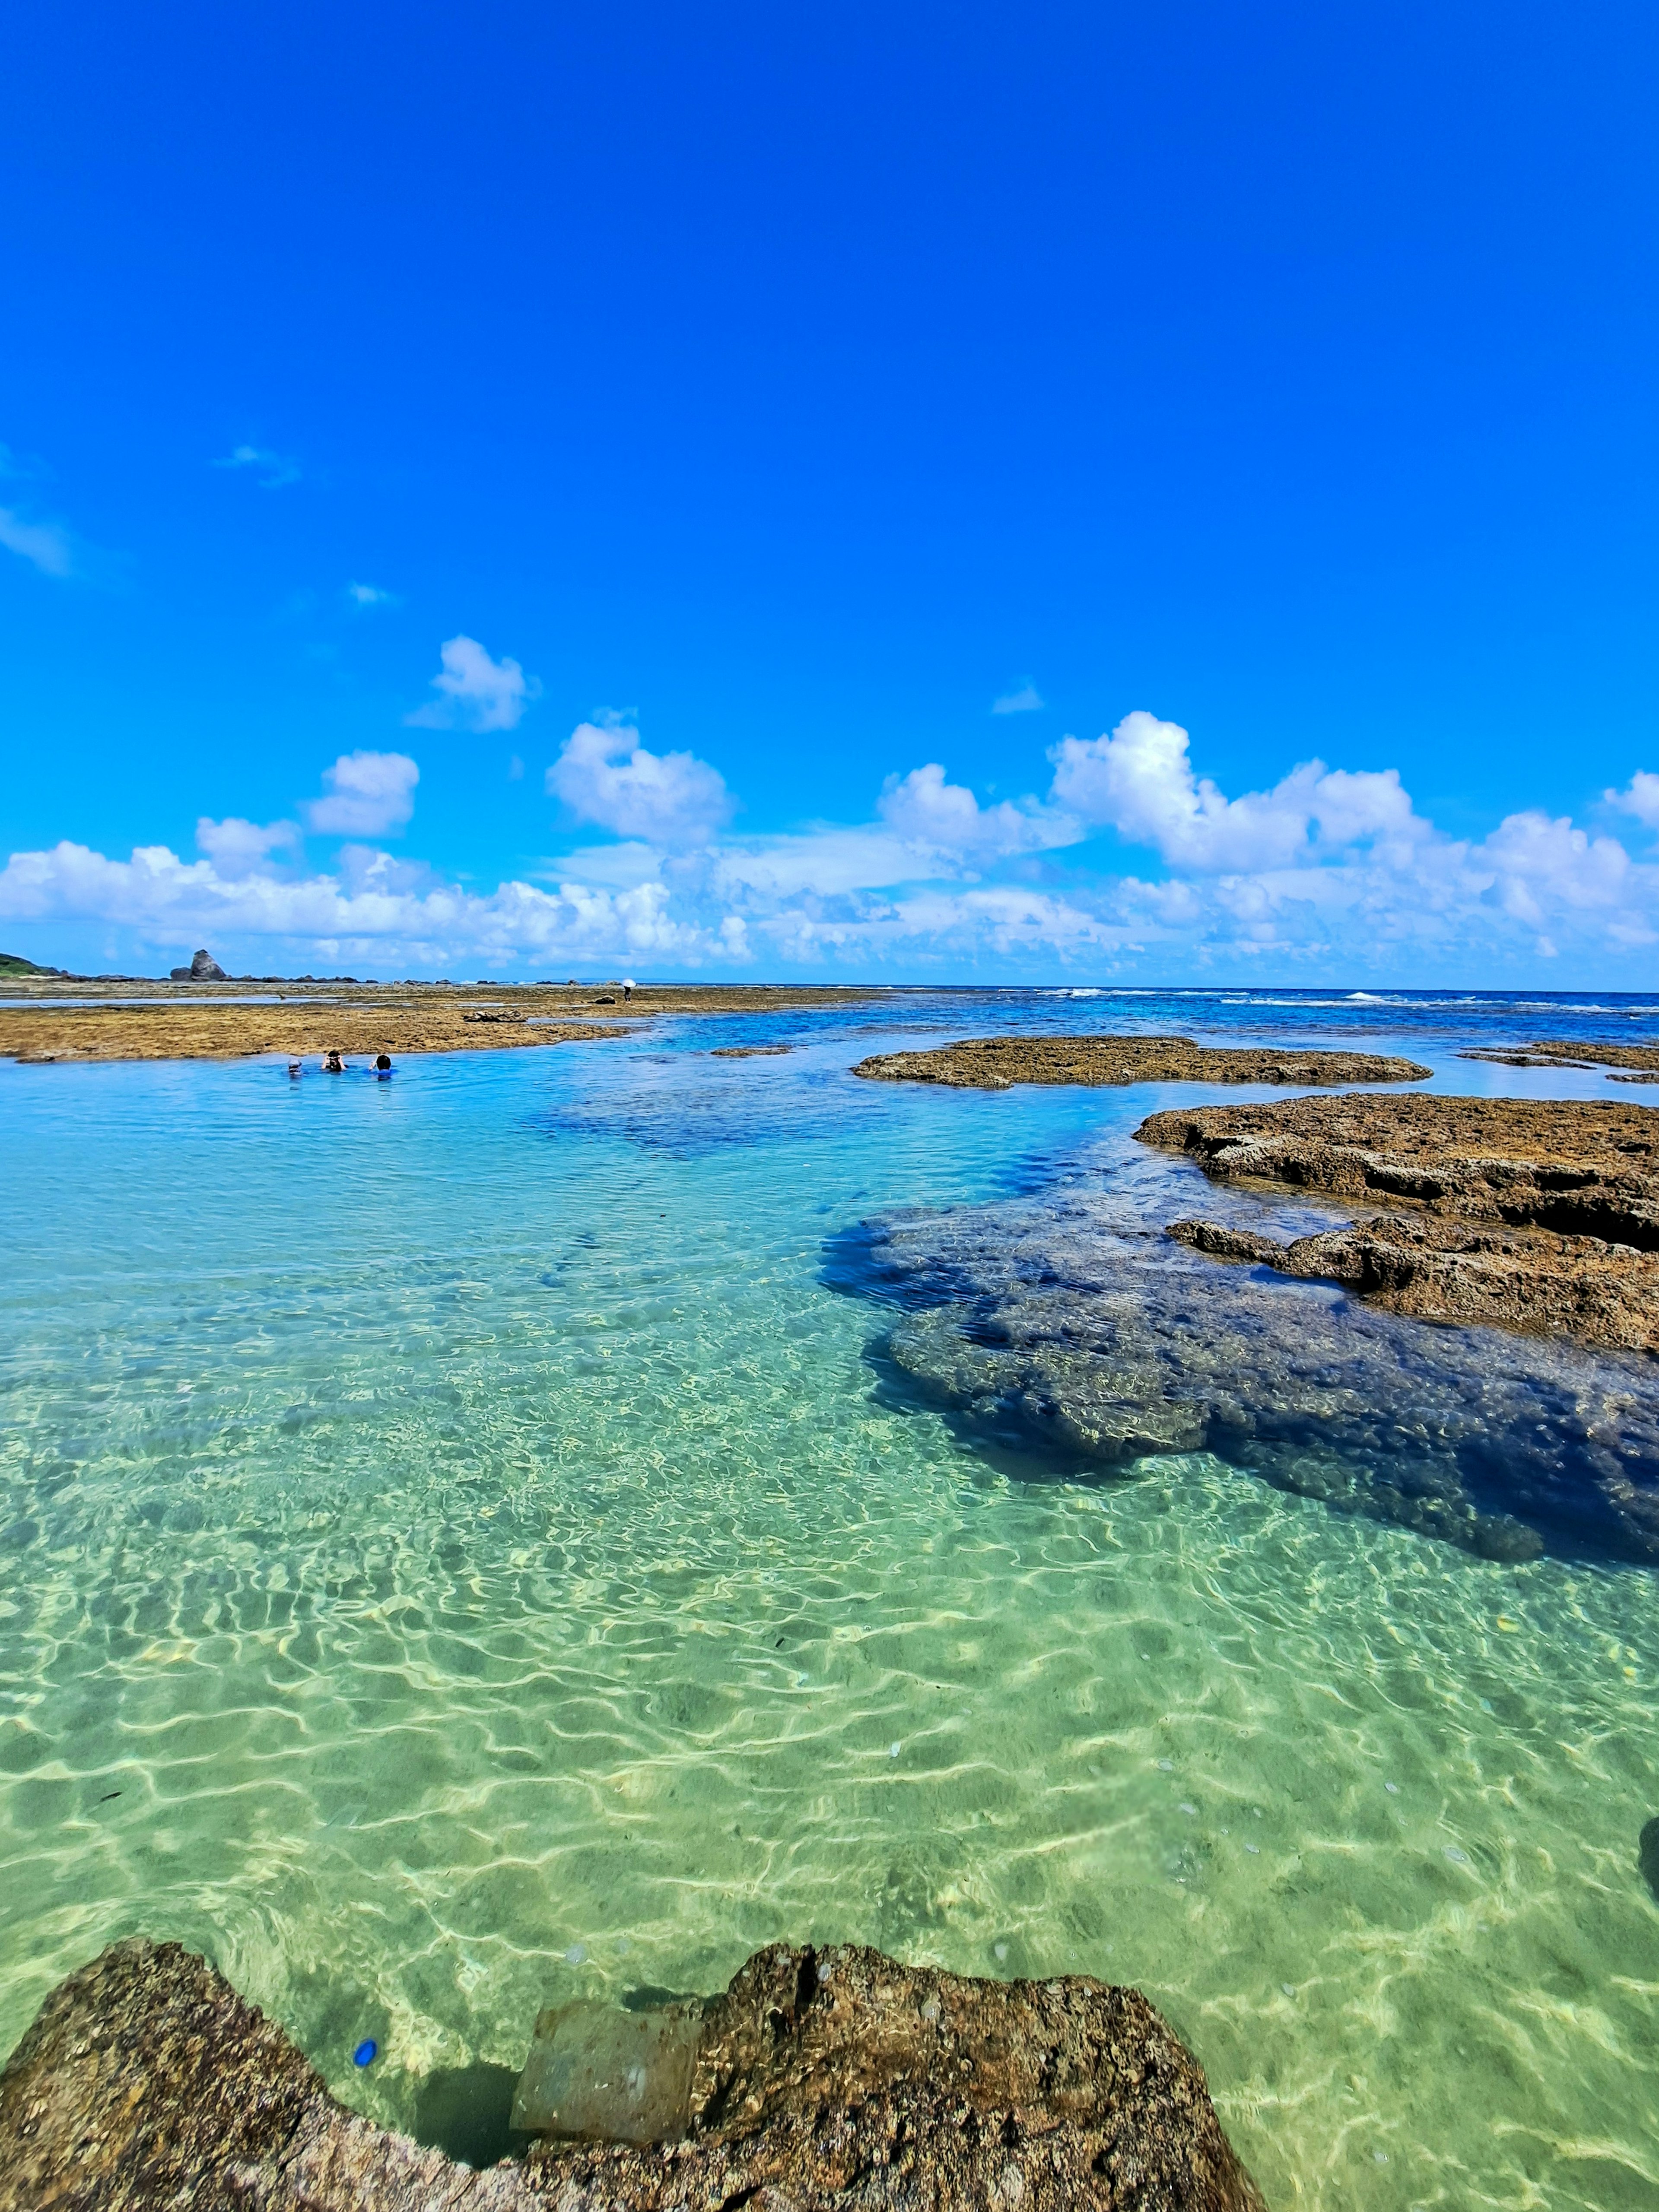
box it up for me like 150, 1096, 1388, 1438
1460, 1038, 1659, 1078
0, 1936, 1265, 2212
852, 1035, 1427, 1091
1139, 1091, 1659, 1352
833, 1147, 1659, 1562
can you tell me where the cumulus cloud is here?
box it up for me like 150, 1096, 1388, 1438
992, 682, 1044, 715
195, 816, 301, 877
877, 762, 1074, 859
215, 444, 301, 489
1609, 771, 1659, 831
406, 635, 540, 732
346, 581, 399, 608
0, 507, 73, 578
9, 706, 1659, 979
548, 717, 733, 844
1049, 711, 1426, 871
304, 752, 420, 838
0, 839, 721, 971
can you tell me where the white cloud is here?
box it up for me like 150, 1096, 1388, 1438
877, 762, 1074, 859
0, 839, 721, 970
552, 841, 667, 890
304, 752, 420, 838
992, 682, 1044, 715
1609, 770, 1659, 830
548, 718, 732, 844
407, 635, 540, 732
195, 816, 301, 877
346, 581, 399, 608
0, 507, 73, 578
215, 444, 301, 489
9, 710, 1659, 980
1049, 711, 1426, 871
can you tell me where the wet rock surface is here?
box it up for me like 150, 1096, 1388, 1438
1460, 1038, 1659, 1079
1139, 1091, 1659, 1352
832, 1147, 1659, 1562
0, 1938, 1262, 2212
852, 1035, 1428, 1090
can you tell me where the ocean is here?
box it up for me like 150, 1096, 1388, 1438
2, 988, 1656, 2207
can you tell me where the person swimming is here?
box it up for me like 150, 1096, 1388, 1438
375, 1053, 392, 1076
287, 1060, 302, 1079
323, 1050, 345, 1073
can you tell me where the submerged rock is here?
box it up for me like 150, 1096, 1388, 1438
0, 1938, 1263, 2210
1640, 1816, 1659, 1903
512, 1996, 704, 2142
854, 1034, 1428, 1090
1140, 1092, 1659, 1352
842, 1156, 1659, 1562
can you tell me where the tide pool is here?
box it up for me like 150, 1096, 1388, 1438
3, 996, 1658, 2209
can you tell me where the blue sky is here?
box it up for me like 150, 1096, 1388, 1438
3, 1, 1657, 981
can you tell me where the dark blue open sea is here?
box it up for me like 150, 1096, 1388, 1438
3, 988, 1657, 2206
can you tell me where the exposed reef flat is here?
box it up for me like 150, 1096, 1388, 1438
1461, 1038, 1659, 1083
0, 984, 883, 1065
0, 1938, 1262, 2212
1139, 1091, 1659, 1353
853, 1034, 1427, 1089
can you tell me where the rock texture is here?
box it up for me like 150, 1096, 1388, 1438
0, 1937, 1263, 2212
1460, 1038, 1659, 1079
1138, 1092, 1659, 1352
853, 1036, 1427, 1090
168, 948, 229, 982
835, 1147, 1659, 1561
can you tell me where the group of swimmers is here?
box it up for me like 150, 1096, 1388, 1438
287, 1051, 394, 1079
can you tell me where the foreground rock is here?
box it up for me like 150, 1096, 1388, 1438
1139, 1092, 1659, 1353
854, 1035, 1427, 1090
0, 1937, 1264, 2212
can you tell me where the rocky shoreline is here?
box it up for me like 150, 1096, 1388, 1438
853, 1035, 1428, 1089
0, 1938, 1262, 2212
0, 984, 884, 1066
1139, 1091, 1659, 1353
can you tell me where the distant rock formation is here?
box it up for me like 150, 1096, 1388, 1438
170, 948, 229, 982
0, 952, 70, 978
0, 1937, 1264, 2210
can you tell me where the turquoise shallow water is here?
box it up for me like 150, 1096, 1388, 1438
3, 993, 1659, 2208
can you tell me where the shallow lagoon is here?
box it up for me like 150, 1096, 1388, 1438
3, 990, 1658, 2209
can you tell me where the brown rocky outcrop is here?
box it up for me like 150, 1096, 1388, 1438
1460, 1038, 1659, 1080
0, 1937, 1264, 2212
1140, 1092, 1659, 1351
853, 1036, 1427, 1090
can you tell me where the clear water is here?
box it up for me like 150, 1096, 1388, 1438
3, 989, 1658, 2209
